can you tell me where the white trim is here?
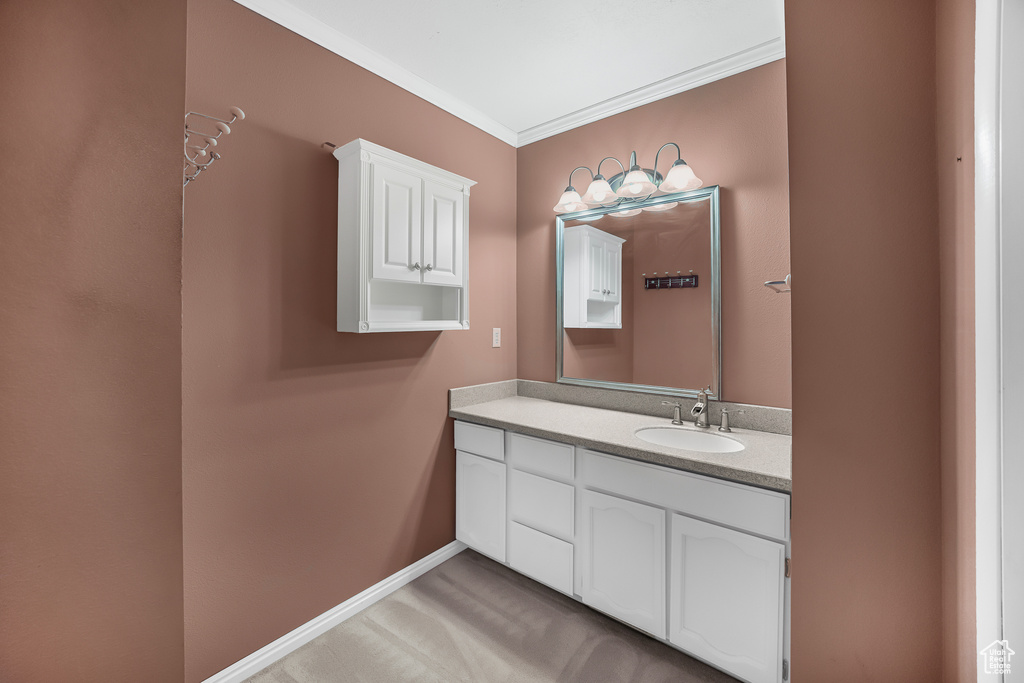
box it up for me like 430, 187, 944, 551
334, 138, 477, 189
230, 0, 519, 146
517, 39, 786, 147
231, 0, 783, 149
975, 0, 1003, 678
202, 541, 468, 683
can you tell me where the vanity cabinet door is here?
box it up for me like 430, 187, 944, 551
579, 489, 666, 638
586, 237, 607, 302
421, 180, 464, 286
455, 451, 505, 562
669, 513, 785, 683
371, 163, 423, 283
603, 241, 622, 303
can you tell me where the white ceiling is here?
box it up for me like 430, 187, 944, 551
234, 0, 785, 147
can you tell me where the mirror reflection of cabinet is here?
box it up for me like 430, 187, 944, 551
564, 224, 626, 328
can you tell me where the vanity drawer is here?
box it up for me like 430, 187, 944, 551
454, 421, 504, 462
508, 522, 574, 596
508, 432, 574, 481
578, 450, 789, 542
508, 469, 574, 541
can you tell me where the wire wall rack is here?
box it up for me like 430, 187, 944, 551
183, 106, 244, 188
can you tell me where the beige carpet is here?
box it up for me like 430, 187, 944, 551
245, 549, 738, 683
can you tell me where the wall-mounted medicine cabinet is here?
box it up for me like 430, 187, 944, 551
334, 139, 476, 332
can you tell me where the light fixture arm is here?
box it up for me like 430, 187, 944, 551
653, 142, 682, 182
595, 156, 626, 179
566, 166, 594, 190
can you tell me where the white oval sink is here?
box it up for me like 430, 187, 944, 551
634, 427, 745, 453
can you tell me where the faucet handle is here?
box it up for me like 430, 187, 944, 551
661, 401, 683, 425
718, 408, 732, 432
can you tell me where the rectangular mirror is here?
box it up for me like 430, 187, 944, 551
556, 187, 721, 400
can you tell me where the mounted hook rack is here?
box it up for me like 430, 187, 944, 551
183, 106, 245, 188
643, 270, 698, 290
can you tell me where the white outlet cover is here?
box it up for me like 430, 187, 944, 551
492, 328, 501, 348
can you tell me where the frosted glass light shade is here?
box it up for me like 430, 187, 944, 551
616, 167, 657, 198
582, 176, 616, 205
609, 207, 642, 218
553, 187, 589, 213
643, 201, 678, 212
659, 161, 702, 193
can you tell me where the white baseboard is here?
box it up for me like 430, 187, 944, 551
203, 540, 468, 683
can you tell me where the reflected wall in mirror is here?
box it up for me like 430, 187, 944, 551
558, 189, 721, 399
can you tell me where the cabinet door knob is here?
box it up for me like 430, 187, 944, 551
410, 262, 421, 271
425, 263, 433, 271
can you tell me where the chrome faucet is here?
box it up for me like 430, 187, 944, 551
691, 386, 711, 428
661, 401, 684, 425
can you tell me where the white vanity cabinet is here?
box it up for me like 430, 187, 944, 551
563, 224, 625, 328
453, 420, 791, 683
506, 433, 575, 595
669, 514, 785, 683
454, 422, 505, 562
334, 138, 475, 333
578, 489, 666, 638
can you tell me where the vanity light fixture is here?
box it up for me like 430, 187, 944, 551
609, 207, 642, 218
553, 142, 703, 214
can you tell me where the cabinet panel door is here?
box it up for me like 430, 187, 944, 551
604, 241, 622, 303
587, 238, 606, 301
579, 489, 666, 638
371, 164, 422, 283
421, 180, 464, 286
508, 522, 574, 596
669, 513, 784, 683
455, 451, 505, 562
508, 469, 574, 541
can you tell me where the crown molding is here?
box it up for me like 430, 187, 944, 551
231, 0, 520, 147
516, 38, 786, 147
232, 1, 783, 149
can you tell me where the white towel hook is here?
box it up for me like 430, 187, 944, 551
764, 273, 791, 293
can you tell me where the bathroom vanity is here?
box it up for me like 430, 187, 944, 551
451, 389, 791, 683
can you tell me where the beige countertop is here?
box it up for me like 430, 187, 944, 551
450, 396, 792, 493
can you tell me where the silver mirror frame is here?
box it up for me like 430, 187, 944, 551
555, 185, 722, 400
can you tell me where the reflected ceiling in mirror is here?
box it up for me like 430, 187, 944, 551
556, 187, 721, 400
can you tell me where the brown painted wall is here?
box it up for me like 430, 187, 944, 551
183, 0, 518, 679
518, 61, 792, 408
631, 205, 715, 390
0, 1, 186, 681
786, 1, 943, 680
937, 0, 977, 679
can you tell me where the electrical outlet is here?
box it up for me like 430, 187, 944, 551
492, 328, 501, 348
